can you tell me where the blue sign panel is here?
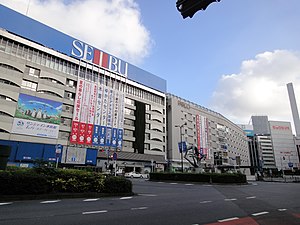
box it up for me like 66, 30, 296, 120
178, 141, 187, 153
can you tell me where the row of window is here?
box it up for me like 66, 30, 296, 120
0, 36, 165, 106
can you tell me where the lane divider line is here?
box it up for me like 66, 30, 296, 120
120, 196, 133, 200
218, 217, 239, 222
224, 198, 237, 201
246, 196, 256, 199
40, 200, 61, 204
278, 209, 287, 211
83, 198, 99, 202
200, 200, 212, 204
0, 202, 13, 206
82, 210, 108, 215
131, 207, 148, 210
252, 211, 269, 216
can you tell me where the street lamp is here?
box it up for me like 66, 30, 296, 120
175, 122, 186, 172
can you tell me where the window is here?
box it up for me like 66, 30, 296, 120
67, 79, 75, 87
64, 91, 74, 100
26, 66, 40, 78
21, 80, 37, 91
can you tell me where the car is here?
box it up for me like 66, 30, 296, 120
124, 171, 149, 179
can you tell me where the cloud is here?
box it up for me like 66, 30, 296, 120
0, 0, 152, 64
210, 50, 300, 130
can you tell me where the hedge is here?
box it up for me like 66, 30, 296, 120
0, 168, 132, 195
149, 172, 246, 184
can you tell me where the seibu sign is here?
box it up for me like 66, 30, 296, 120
71, 40, 128, 77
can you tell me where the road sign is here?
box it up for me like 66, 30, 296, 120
288, 162, 293, 168
113, 152, 117, 160
178, 141, 187, 153
55, 144, 62, 154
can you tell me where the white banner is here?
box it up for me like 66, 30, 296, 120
101, 86, 109, 126
107, 88, 114, 127
80, 80, 91, 123
94, 84, 103, 126
113, 90, 119, 129
11, 118, 59, 139
118, 91, 125, 129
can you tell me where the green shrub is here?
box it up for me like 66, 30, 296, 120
103, 176, 132, 194
0, 168, 131, 195
0, 170, 49, 195
149, 172, 246, 184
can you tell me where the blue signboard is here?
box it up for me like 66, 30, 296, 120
178, 141, 187, 153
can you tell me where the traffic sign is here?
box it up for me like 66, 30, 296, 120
288, 162, 293, 168
113, 152, 117, 160
178, 141, 187, 153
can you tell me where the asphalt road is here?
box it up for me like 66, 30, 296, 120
0, 179, 300, 225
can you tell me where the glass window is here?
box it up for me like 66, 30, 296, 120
0, 38, 6, 51
21, 80, 37, 91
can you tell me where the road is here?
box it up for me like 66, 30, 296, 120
0, 179, 299, 225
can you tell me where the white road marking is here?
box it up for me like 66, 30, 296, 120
40, 200, 61, 204
83, 198, 99, 202
120, 196, 133, 200
0, 202, 12, 206
170, 183, 178, 185
224, 198, 237, 201
252, 183, 258, 186
138, 194, 157, 197
200, 200, 212, 204
82, 210, 108, 215
252, 211, 269, 216
218, 217, 239, 222
185, 184, 194, 186
158, 182, 165, 184
278, 209, 287, 211
131, 207, 148, 210
246, 196, 256, 199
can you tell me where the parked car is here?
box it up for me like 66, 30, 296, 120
124, 171, 149, 179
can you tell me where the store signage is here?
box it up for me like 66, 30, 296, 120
178, 100, 190, 109
71, 40, 128, 77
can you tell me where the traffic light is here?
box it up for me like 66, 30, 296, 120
176, 0, 221, 19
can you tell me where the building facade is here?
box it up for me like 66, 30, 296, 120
0, 5, 166, 172
244, 116, 300, 172
167, 94, 250, 173
269, 121, 299, 170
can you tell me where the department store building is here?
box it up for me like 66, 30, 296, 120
0, 5, 166, 172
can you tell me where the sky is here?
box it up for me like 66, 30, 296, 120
1, 0, 300, 134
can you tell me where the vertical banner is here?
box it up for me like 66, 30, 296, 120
78, 80, 91, 144
196, 114, 201, 153
201, 116, 206, 155
85, 82, 97, 145
105, 88, 114, 146
99, 85, 109, 146
117, 91, 125, 149
111, 90, 119, 148
92, 84, 103, 145
70, 78, 84, 143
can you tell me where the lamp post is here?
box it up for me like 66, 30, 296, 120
175, 122, 186, 172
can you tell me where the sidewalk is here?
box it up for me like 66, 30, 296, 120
263, 175, 300, 183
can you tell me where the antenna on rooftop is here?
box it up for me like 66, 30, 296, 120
26, 0, 31, 16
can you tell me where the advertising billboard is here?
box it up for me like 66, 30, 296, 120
196, 114, 209, 158
69, 78, 125, 149
11, 93, 62, 138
